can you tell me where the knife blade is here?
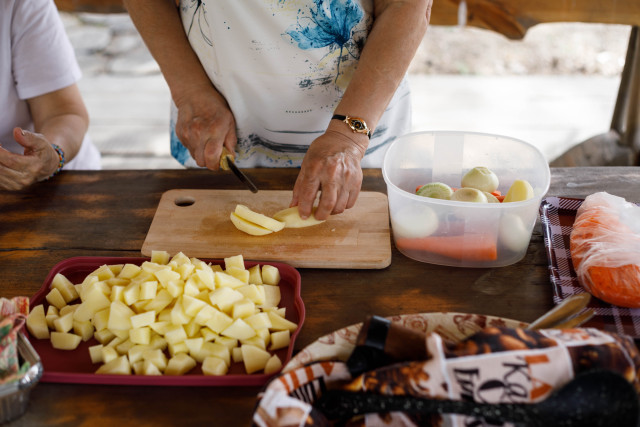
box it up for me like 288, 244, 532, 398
220, 148, 258, 193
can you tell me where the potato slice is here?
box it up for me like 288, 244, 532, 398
272, 206, 325, 228
234, 205, 285, 232
230, 213, 273, 236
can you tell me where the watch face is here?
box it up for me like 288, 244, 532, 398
348, 118, 368, 133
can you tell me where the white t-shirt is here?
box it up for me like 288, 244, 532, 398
0, 0, 101, 170
170, 0, 412, 168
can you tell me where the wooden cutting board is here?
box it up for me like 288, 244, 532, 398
141, 190, 391, 269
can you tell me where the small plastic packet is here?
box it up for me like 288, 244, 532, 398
0, 297, 30, 385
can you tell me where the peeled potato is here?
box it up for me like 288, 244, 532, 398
272, 206, 325, 228
503, 179, 534, 203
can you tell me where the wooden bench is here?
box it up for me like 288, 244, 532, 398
55, 0, 640, 166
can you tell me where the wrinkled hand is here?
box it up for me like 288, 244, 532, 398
291, 130, 367, 220
0, 128, 59, 191
173, 86, 237, 170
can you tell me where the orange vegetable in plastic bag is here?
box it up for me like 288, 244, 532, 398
570, 192, 640, 308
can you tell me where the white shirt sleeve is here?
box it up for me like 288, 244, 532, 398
11, 0, 81, 100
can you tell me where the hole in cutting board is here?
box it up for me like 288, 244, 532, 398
174, 196, 195, 207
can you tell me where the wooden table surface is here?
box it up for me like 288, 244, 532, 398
3, 167, 640, 426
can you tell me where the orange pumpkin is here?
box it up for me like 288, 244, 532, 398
570, 192, 640, 308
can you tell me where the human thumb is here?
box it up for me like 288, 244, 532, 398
12, 127, 42, 151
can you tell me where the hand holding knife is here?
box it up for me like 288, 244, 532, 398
220, 147, 258, 193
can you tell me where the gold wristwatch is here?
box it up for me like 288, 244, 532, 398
331, 114, 371, 139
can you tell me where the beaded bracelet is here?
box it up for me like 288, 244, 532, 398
48, 144, 66, 179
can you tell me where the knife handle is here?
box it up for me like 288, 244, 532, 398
220, 147, 235, 171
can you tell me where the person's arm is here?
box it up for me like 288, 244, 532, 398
292, 0, 433, 220
123, 0, 236, 169
0, 84, 89, 190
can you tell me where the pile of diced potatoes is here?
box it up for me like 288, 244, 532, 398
26, 251, 298, 376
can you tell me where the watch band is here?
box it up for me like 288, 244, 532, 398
331, 114, 371, 139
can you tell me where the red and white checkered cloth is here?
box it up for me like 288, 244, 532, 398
540, 197, 640, 338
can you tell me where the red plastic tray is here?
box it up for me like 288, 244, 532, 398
28, 256, 305, 386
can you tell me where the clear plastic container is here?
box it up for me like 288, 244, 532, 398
382, 131, 550, 268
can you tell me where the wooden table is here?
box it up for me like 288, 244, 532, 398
3, 167, 640, 426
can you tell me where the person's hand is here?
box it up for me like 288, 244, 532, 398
291, 129, 367, 220
173, 85, 237, 170
0, 128, 60, 191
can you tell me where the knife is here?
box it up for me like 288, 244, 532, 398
220, 147, 258, 193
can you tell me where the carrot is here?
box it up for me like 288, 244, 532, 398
496, 195, 506, 202
395, 233, 498, 261
570, 192, 640, 308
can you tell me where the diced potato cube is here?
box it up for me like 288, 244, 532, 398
110, 285, 125, 303
240, 336, 266, 350
245, 312, 271, 330
150, 250, 171, 265
221, 318, 256, 341
215, 272, 245, 290
264, 355, 283, 375
73, 287, 111, 322
94, 328, 116, 344
132, 360, 145, 375
46, 288, 67, 310
102, 346, 120, 364
92, 307, 110, 332
241, 344, 271, 374
168, 341, 189, 357
96, 355, 131, 375
50, 332, 82, 350
89, 344, 104, 363
157, 308, 172, 323
209, 287, 244, 312
51, 273, 79, 303
59, 304, 79, 316
193, 342, 230, 365
226, 266, 250, 284
165, 353, 196, 375
118, 263, 143, 279
200, 327, 218, 342
171, 252, 191, 266
90, 265, 115, 281
107, 301, 135, 330
185, 337, 204, 354
195, 267, 215, 290
183, 277, 200, 297
231, 347, 243, 363
46, 312, 58, 330
182, 295, 207, 317
149, 334, 167, 351
248, 265, 263, 285
202, 356, 228, 376
73, 319, 94, 341
106, 277, 129, 288
122, 282, 141, 306
232, 299, 255, 319
224, 255, 245, 271
143, 348, 168, 370
176, 262, 195, 280
107, 264, 124, 276
154, 268, 181, 288
267, 311, 298, 332
130, 327, 151, 345
165, 280, 184, 298
164, 324, 188, 345
139, 280, 158, 300
193, 304, 218, 326
237, 284, 265, 305
149, 320, 171, 335
269, 330, 291, 351
170, 297, 192, 325
116, 338, 136, 355
142, 360, 162, 375
184, 318, 201, 338
261, 265, 281, 285
127, 344, 151, 364
26, 304, 49, 339
53, 312, 73, 332
144, 289, 173, 313
261, 285, 281, 309
130, 311, 156, 329
214, 336, 238, 350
